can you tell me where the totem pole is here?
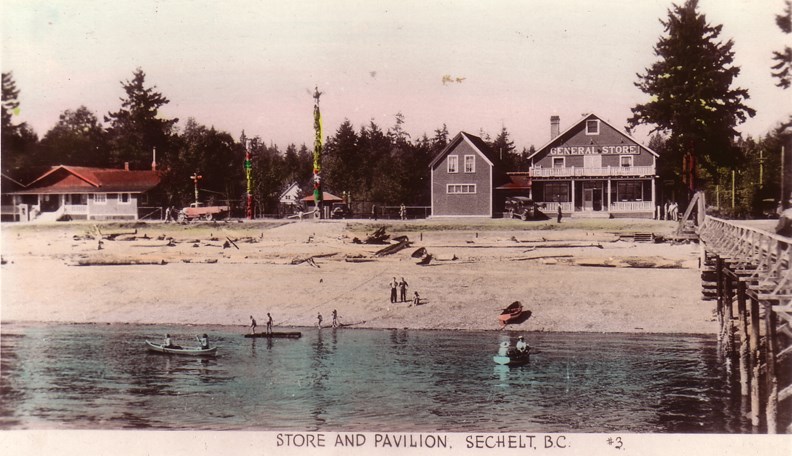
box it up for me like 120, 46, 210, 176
244, 142, 253, 219
312, 86, 323, 218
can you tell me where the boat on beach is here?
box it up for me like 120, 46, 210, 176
498, 301, 524, 325
244, 331, 302, 339
145, 340, 218, 356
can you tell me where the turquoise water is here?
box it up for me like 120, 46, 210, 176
0, 323, 746, 432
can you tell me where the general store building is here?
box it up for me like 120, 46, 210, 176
528, 114, 658, 218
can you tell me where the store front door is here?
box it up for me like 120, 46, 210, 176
583, 185, 603, 211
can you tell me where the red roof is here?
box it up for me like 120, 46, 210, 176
301, 192, 344, 203
10, 165, 161, 195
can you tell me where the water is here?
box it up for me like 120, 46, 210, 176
0, 323, 747, 432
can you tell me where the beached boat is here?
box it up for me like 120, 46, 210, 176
145, 340, 218, 356
244, 331, 302, 339
498, 301, 524, 325
493, 349, 531, 366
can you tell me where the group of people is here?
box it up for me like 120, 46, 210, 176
249, 314, 274, 334
389, 276, 420, 306
661, 201, 679, 221
316, 309, 340, 328
497, 335, 530, 357
163, 333, 210, 350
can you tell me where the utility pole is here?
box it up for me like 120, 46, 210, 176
191, 172, 202, 206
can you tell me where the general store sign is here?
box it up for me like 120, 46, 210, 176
549, 145, 638, 155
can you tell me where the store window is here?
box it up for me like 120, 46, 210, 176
620, 156, 633, 167
447, 184, 476, 194
617, 182, 643, 201
543, 182, 570, 202
552, 157, 565, 168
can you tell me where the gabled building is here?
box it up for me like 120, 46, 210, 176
7, 164, 161, 222
528, 114, 658, 218
429, 131, 506, 217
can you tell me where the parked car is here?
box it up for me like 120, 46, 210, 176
330, 202, 353, 219
505, 196, 546, 221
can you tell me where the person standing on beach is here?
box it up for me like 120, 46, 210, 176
249, 316, 257, 334
399, 203, 406, 220
266, 313, 273, 334
399, 277, 409, 302
371, 204, 378, 220
331, 309, 338, 328
390, 277, 398, 303
556, 205, 562, 223
317, 313, 323, 329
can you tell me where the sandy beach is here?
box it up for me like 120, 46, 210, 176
0, 218, 716, 334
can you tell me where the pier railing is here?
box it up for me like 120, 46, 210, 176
698, 216, 791, 434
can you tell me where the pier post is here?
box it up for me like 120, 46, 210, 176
764, 303, 779, 434
736, 281, 749, 397
748, 293, 762, 428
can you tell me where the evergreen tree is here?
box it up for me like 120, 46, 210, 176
771, 0, 792, 89
1, 72, 38, 171
627, 0, 755, 192
105, 68, 178, 169
39, 106, 107, 167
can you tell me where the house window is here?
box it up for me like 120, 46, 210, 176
617, 182, 643, 201
543, 182, 570, 202
586, 120, 600, 135
447, 184, 476, 194
552, 157, 565, 168
464, 155, 475, 173
447, 155, 459, 173
120, 193, 130, 203
94, 194, 107, 204
620, 156, 633, 167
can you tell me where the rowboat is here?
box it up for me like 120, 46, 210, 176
498, 301, 524, 325
493, 349, 531, 366
244, 331, 302, 339
145, 340, 218, 356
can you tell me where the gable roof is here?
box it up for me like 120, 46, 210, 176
528, 113, 659, 160
10, 165, 161, 195
429, 131, 500, 169
279, 182, 301, 200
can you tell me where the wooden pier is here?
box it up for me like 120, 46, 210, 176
698, 215, 792, 434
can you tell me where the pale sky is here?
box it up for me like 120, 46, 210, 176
2, 0, 790, 152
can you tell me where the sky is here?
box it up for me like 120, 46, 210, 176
2, 0, 790, 152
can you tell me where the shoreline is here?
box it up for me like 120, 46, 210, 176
0, 218, 717, 335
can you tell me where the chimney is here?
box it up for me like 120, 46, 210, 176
152, 147, 158, 171
550, 115, 560, 140
124, 162, 130, 171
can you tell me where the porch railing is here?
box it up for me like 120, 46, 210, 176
530, 165, 655, 178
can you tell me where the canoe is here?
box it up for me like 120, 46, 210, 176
498, 301, 524, 325
493, 349, 531, 366
244, 331, 302, 339
146, 340, 218, 356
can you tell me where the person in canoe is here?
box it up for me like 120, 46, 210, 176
164, 334, 175, 348
516, 335, 529, 353
497, 341, 510, 357
196, 334, 210, 350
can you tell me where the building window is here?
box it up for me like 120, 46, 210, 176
447, 184, 476, 194
620, 156, 633, 167
120, 193, 130, 203
552, 157, 565, 168
586, 119, 600, 135
94, 194, 107, 204
617, 182, 643, 201
543, 182, 570, 202
464, 155, 475, 173
447, 155, 459, 173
